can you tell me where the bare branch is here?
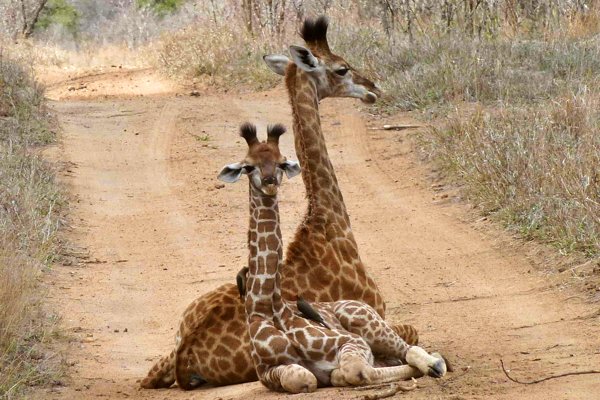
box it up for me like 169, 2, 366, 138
500, 359, 600, 385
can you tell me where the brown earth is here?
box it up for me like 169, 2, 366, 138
36, 69, 600, 400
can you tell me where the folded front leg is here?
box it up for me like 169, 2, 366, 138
261, 364, 317, 393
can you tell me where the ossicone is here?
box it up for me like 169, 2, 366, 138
239, 122, 258, 146
267, 124, 286, 145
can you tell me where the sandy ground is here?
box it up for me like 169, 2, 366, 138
36, 69, 600, 400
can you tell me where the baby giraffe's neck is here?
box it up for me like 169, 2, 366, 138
245, 183, 290, 322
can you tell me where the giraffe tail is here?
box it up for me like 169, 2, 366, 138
140, 349, 176, 389
391, 324, 419, 345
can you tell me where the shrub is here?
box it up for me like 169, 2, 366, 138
0, 52, 64, 398
423, 95, 600, 256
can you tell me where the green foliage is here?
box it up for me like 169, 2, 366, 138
137, 0, 185, 16
36, 0, 80, 35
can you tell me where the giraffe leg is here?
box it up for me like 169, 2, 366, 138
249, 320, 317, 393
330, 342, 420, 386
140, 349, 176, 389
391, 323, 419, 345
332, 301, 446, 378
259, 364, 317, 393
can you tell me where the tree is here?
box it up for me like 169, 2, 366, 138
20, 0, 49, 38
137, 0, 185, 16
36, 0, 80, 35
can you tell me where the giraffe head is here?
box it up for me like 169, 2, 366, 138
263, 16, 381, 104
218, 123, 301, 196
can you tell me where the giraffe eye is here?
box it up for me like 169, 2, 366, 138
243, 165, 255, 173
335, 68, 349, 76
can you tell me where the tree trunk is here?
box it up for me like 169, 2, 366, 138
21, 0, 49, 39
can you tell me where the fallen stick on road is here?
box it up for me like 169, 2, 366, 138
360, 378, 418, 400
500, 359, 600, 384
368, 124, 422, 131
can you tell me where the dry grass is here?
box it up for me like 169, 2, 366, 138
156, 23, 281, 89
154, 9, 600, 259
333, 27, 600, 112
0, 52, 64, 398
423, 96, 600, 257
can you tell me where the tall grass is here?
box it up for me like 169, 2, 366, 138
154, 5, 600, 258
156, 22, 281, 89
0, 52, 64, 398
423, 96, 600, 257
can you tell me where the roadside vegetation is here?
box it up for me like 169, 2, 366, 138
150, 1, 599, 258
151, 1, 600, 258
0, 52, 64, 397
0, 3, 598, 394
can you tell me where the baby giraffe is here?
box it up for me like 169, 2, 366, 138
219, 123, 447, 393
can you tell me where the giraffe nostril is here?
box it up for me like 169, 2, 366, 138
262, 176, 277, 185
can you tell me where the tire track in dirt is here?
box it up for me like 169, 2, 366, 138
38, 70, 600, 399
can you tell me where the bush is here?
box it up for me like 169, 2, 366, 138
156, 22, 280, 89
0, 52, 64, 398
423, 95, 600, 256
333, 27, 600, 111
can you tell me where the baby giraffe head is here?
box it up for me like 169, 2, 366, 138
218, 123, 301, 196
263, 16, 381, 104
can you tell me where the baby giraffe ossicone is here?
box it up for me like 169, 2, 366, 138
218, 123, 447, 393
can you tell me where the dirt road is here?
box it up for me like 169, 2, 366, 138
39, 70, 599, 399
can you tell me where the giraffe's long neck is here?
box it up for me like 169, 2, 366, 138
286, 65, 349, 223
245, 184, 289, 321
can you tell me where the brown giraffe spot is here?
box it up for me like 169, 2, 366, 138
268, 336, 289, 353
306, 326, 324, 338
220, 306, 235, 320
253, 326, 273, 342
258, 209, 276, 220
307, 350, 325, 360
329, 282, 340, 299
204, 335, 215, 350
265, 252, 278, 267
214, 344, 231, 357
294, 330, 308, 347
217, 358, 231, 371
255, 342, 274, 359
258, 221, 277, 233
324, 337, 337, 350
312, 338, 323, 349
258, 237, 267, 252
222, 335, 241, 349
232, 350, 247, 368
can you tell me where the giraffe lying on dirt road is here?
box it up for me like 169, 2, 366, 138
220, 122, 446, 393
140, 15, 415, 390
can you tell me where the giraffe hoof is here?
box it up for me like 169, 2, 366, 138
281, 364, 317, 393
427, 358, 447, 378
406, 347, 447, 378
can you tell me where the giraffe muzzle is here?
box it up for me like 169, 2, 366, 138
262, 184, 278, 196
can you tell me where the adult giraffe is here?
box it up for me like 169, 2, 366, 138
141, 16, 410, 389
263, 15, 384, 309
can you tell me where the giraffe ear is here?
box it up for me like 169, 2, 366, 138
263, 54, 289, 76
281, 160, 301, 179
218, 162, 246, 183
289, 45, 319, 73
